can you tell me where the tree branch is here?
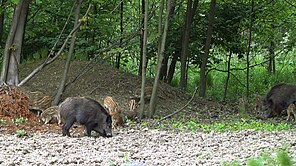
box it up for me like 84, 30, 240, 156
150, 86, 198, 127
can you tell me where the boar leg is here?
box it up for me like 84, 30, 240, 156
62, 118, 76, 137
286, 110, 291, 121
292, 111, 296, 121
85, 122, 98, 137
44, 118, 50, 124
56, 114, 62, 125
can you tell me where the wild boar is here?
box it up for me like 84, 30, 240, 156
286, 103, 296, 121
261, 83, 296, 118
59, 97, 112, 137
40, 106, 61, 125
103, 96, 125, 128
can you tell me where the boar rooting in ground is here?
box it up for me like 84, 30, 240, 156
40, 106, 61, 125
59, 97, 112, 137
103, 96, 125, 128
261, 83, 296, 118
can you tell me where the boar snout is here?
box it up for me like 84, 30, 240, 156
105, 131, 112, 138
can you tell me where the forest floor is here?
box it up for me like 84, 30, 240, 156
1, 60, 296, 165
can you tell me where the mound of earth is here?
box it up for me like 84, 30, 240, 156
20, 60, 192, 115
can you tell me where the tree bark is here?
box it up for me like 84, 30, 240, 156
160, 55, 168, 80
223, 51, 232, 101
268, 40, 275, 74
116, 0, 124, 69
167, 51, 178, 84
179, 0, 199, 89
138, 0, 145, 76
157, 0, 164, 80
246, 0, 254, 100
0, 0, 6, 45
139, 0, 148, 119
149, 0, 174, 118
199, 0, 216, 97
0, 0, 30, 85
53, 0, 82, 105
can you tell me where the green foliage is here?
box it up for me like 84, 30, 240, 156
223, 147, 294, 166
15, 117, 27, 123
276, 149, 293, 166
15, 129, 26, 137
1, 0, 293, 106
246, 158, 263, 166
0, 119, 7, 125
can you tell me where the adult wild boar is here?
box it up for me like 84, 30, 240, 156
59, 97, 112, 137
262, 83, 296, 118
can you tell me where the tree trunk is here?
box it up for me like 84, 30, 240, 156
167, 50, 178, 84
199, 0, 216, 97
138, 0, 145, 76
116, 0, 124, 69
0, 0, 30, 85
53, 0, 82, 105
223, 51, 232, 101
139, 0, 148, 119
158, 0, 165, 80
0, 0, 5, 45
246, 0, 254, 100
179, 0, 199, 89
160, 55, 168, 81
149, 0, 174, 118
268, 40, 275, 74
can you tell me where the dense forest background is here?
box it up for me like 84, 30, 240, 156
0, 0, 295, 112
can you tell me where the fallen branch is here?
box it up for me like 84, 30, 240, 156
150, 86, 199, 127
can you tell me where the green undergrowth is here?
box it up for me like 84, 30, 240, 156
223, 146, 295, 166
147, 117, 293, 133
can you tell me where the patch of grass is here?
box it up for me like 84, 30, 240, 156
15, 117, 27, 123
153, 118, 293, 133
16, 129, 27, 137
223, 147, 294, 166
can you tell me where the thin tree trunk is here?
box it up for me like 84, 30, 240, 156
223, 51, 232, 101
199, 0, 216, 97
0, 0, 30, 85
138, 0, 145, 76
139, 0, 148, 119
53, 0, 82, 105
167, 52, 177, 84
157, 0, 164, 56
246, 0, 254, 100
157, 0, 164, 80
116, 0, 124, 69
179, 0, 199, 89
149, 0, 174, 118
268, 40, 275, 74
0, 0, 5, 45
160, 55, 168, 80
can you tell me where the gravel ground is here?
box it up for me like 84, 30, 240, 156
0, 128, 296, 166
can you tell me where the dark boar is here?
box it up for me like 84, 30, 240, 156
262, 83, 296, 118
59, 97, 112, 137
